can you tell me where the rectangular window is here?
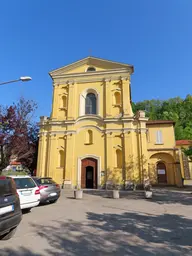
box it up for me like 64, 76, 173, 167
14, 178, 36, 189
155, 130, 163, 144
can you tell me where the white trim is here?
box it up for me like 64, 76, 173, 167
79, 88, 100, 116
156, 130, 163, 144
53, 75, 129, 85
38, 127, 148, 136
51, 68, 130, 79
77, 125, 103, 133
77, 154, 101, 188
38, 116, 136, 126
49, 56, 133, 75
75, 115, 103, 123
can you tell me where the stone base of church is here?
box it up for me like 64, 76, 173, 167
61, 180, 72, 189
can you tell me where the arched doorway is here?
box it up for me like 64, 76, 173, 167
157, 162, 167, 184
86, 166, 94, 188
81, 158, 97, 189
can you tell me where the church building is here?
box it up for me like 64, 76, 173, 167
37, 57, 183, 188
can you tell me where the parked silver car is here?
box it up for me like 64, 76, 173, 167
32, 177, 61, 204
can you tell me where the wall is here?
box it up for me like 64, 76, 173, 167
147, 124, 175, 150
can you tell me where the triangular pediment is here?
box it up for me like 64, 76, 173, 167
49, 56, 134, 77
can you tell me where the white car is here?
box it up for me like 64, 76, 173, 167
9, 175, 40, 212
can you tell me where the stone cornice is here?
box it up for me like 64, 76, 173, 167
52, 76, 130, 87
51, 69, 130, 82
39, 126, 148, 136
38, 116, 137, 126
49, 56, 134, 77
148, 148, 177, 151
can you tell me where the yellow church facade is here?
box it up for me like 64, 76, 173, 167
37, 57, 183, 188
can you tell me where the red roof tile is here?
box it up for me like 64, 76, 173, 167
10, 161, 21, 165
147, 120, 175, 125
176, 140, 192, 146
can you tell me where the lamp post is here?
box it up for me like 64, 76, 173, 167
0, 76, 32, 86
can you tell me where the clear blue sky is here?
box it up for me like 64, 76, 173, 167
0, 0, 191, 119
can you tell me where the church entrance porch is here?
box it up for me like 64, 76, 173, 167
81, 158, 97, 189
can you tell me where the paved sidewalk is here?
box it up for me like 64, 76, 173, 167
0, 189, 192, 255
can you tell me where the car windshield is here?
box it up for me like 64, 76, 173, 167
39, 178, 56, 185
0, 178, 15, 196
14, 178, 36, 189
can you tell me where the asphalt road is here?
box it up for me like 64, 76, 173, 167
0, 189, 192, 256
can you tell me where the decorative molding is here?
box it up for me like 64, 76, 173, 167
54, 75, 129, 85
59, 92, 68, 96
104, 78, 111, 82
113, 145, 122, 149
75, 114, 103, 123
79, 88, 100, 116
51, 68, 130, 79
121, 77, 128, 81
49, 56, 133, 76
111, 88, 121, 91
148, 148, 177, 151
39, 116, 147, 127
104, 131, 113, 135
39, 127, 146, 137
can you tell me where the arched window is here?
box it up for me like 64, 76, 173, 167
61, 95, 67, 108
114, 92, 121, 105
85, 93, 97, 114
116, 149, 122, 168
85, 130, 93, 144
59, 150, 64, 167
86, 66, 96, 72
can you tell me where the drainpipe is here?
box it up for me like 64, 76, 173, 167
178, 149, 185, 186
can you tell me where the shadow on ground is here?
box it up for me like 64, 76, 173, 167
83, 189, 144, 199
2, 210, 191, 255
83, 189, 192, 206
152, 189, 192, 205
0, 247, 40, 256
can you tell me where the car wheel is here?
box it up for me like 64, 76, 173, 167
22, 208, 31, 214
49, 199, 57, 204
0, 227, 17, 240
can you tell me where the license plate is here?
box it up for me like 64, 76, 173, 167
49, 192, 57, 197
0, 205, 14, 215
21, 191, 32, 196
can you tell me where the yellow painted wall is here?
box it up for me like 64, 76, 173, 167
37, 57, 181, 188
147, 124, 175, 149
66, 64, 106, 74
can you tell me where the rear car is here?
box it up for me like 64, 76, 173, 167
10, 175, 40, 212
32, 177, 61, 204
0, 176, 22, 240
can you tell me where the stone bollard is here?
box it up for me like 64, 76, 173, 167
74, 190, 83, 199
144, 190, 153, 199
112, 190, 120, 199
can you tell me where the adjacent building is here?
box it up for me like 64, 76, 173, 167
37, 57, 183, 188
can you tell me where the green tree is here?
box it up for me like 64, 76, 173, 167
133, 94, 192, 140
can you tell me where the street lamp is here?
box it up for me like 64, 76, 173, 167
0, 76, 32, 86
